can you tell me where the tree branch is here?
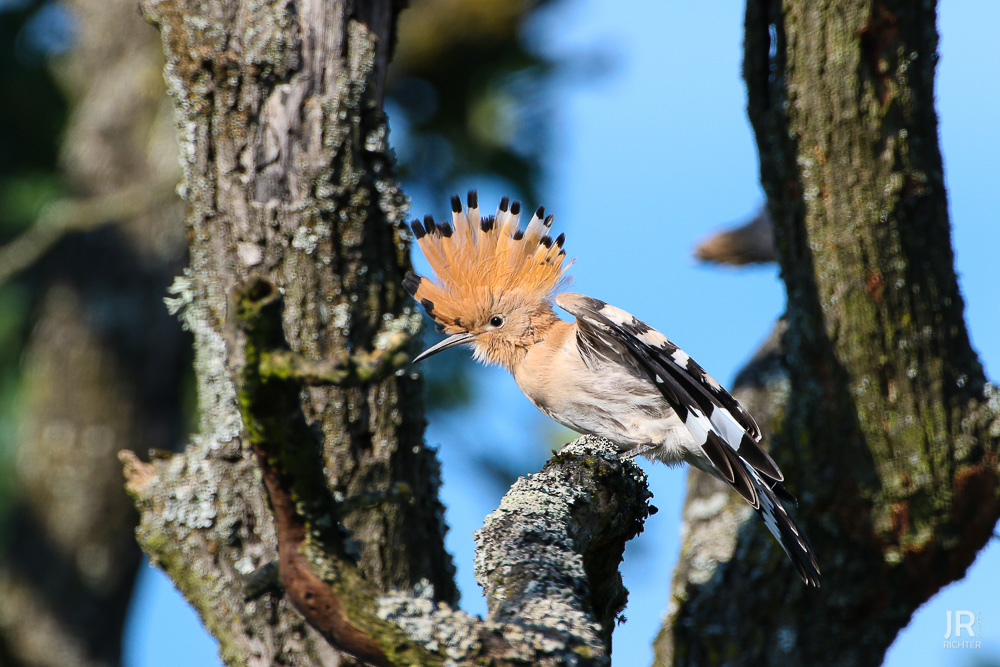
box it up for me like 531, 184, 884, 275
125, 2, 461, 661
475, 438, 652, 650
380, 435, 653, 666
693, 206, 777, 266
0, 181, 176, 284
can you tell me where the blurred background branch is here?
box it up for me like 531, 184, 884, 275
0, 181, 177, 285
0, 0, 188, 664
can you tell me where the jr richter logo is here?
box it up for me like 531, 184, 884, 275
944, 610, 982, 649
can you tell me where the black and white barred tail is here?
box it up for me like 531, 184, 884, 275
743, 459, 821, 586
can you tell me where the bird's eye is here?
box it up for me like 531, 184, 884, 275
489, 315, 504, 327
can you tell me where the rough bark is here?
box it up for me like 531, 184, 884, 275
655, 2, 1000, 666
377, 435, 651, 666
0, 0, 186, 663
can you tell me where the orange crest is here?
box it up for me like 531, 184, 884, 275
403, 192, 571, 332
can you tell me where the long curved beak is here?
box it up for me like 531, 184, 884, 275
412, 332, 476, 364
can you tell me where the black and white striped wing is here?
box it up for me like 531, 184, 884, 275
556, 292, 821, 586
556, 293, 782, 493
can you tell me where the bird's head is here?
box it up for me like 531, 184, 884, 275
403, 191, 572, 370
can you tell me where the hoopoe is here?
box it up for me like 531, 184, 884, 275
403, 192, 821, 587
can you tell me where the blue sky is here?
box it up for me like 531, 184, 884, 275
125, 1, 1000, 665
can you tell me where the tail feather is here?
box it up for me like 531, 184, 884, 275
742, 459, 821, 587
770, 479, 798, 506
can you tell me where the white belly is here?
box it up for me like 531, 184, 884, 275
514, 343, 700, 466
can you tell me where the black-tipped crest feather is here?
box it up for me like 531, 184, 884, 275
405, 195, 572, 331
402, 271, 421, 296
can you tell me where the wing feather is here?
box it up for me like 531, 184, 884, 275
556, 292, 783, 483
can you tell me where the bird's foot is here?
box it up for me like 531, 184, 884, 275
618, 442, 658, 461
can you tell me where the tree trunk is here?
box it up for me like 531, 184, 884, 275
655, 2, 1000, 665
120, 0, 458, 663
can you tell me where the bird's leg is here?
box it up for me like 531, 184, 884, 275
618, 442, 659, 461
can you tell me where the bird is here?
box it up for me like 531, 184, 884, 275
402, 191, 821, 587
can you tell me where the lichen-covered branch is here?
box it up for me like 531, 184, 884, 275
655, 2, 1000, 665
380, 437, 652, 666
476, 438, 653, 651
229, 277, 437, 665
